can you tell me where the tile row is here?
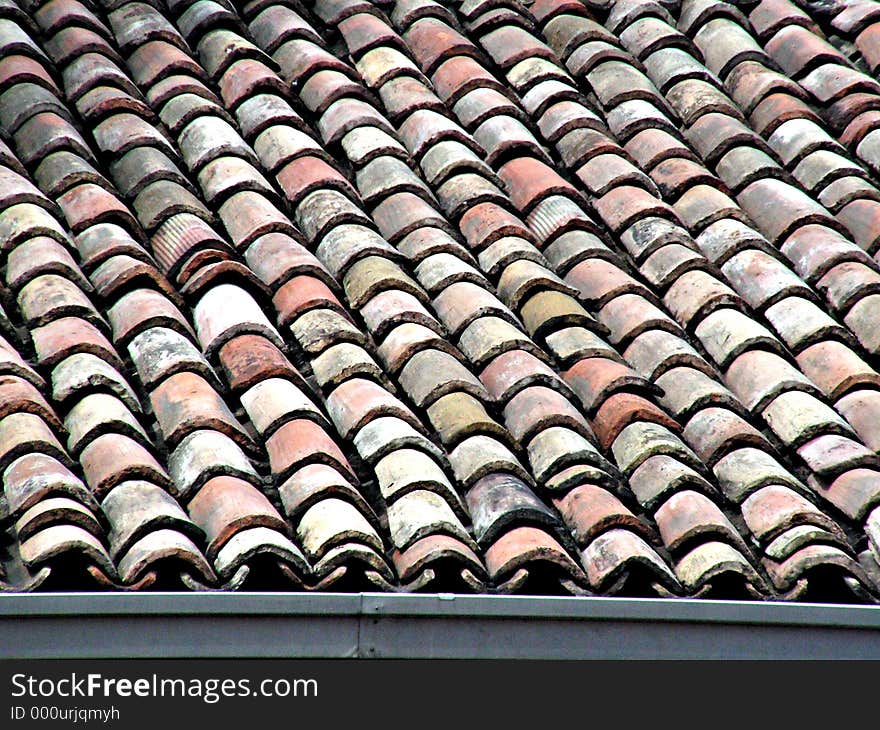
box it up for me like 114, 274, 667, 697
1, 1, 370, 590
324, 0, 820, 596
235, 0, 627, 593
411, 0, 880, 598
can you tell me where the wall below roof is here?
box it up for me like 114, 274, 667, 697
3, 593, 880, 658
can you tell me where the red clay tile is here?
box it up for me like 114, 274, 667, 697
17, 274, 102, 332
454, 87, 527, 132
217, 333, 307, 393
483, 24, 557, 69
815, 468, 880, 521
531, 0, 591, 25
404, 17, 480, 75
742, 484, 843, 543
127, 326, 217, 391
458, 202, 534, 249
769, 118, 844, 168
358, 155, 434, 206
484, 525, 585, 587
592, 392, 681, 449
3, 452, 95, 523
480, 349, 566, 402
621, 17, 697, 62
459, 315, 547, 366
80, 432, 172, 498
392, 533, 486, 585
188, 475, 287, 558
599, 293, 681, 347
662, 269, 742, 326
197, 156, 276, 207
749, 0, 819, 39
816, 261, 880, 312
236, 94, 309, 141
430, 60, 504, 109
218, 58, 288, 110
566, 258, 652, 308
563, 356, 658, 413
425, 391, 509, 447
856, 23, 880, 73
326, 377, 421, 439
641, 243, 707, 290
832, 0, 880, 33
820, 177, 880, 214
0, 54, 59, 95
465, 472, 560, 549
796, 341, 880, 400
766, 26, 848, 79
587, 59, 667, 110
278, 461, 368, 519
553, 484, 648, 546
199, 31, 267, 77
581, 528, 680, 594
5, 236, 89, 294
724, 349, 817, 412
801, 64, 880, 105
836, 199, 880, 253
249, 5, 323, 52
647, 157, 715, 199
674, 540, 767, 596
655, 366, 742, 422
497, 156, 581, 213
31, 316, 122, 370
763, 390, 856, 449
683, 406, 771, 467
664, 78, 743, 127
414, 251, 487, 294
339, 12, 404, 59
167, 428, 261, 500
844, 294, 880, 355
221, 189, 306, 247
273, 275, 345, 329
35, 0, 109, 38
363, 287, 440, 337
797, 433, 879, 478
608, 0, 675, 32
240, 375, 324, 437
0, 0, 875, 601
267, 418, 356, 481
297, 70, 365, 115
0, 82, 73, 135
695, 307, 785, 367
107, 289, 195, 347
565, 40, 632, 77
749, 93, 822, 137
377, 322, 459, 374
781, 224, 874, 284
655, 489, 748, 555
826, 95, 880, 137
155, 345, 244, 418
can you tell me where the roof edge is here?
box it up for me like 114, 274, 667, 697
3, 593, 880, 658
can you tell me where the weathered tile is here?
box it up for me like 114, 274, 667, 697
150, 371, 255, 452
3, 452, 97, 518
80, 432, 173, 498
580, 528, 679, 594
375, 448, 462, 516
762, 390, 856, 448
169, 429, 260, 500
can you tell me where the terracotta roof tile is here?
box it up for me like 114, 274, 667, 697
0, 0, 876, 601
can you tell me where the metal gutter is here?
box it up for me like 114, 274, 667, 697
2, 592, 880, 658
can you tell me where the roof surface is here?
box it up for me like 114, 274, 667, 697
0, 0, 880, 604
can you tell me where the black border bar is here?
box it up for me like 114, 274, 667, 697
3, 593, 880, 658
